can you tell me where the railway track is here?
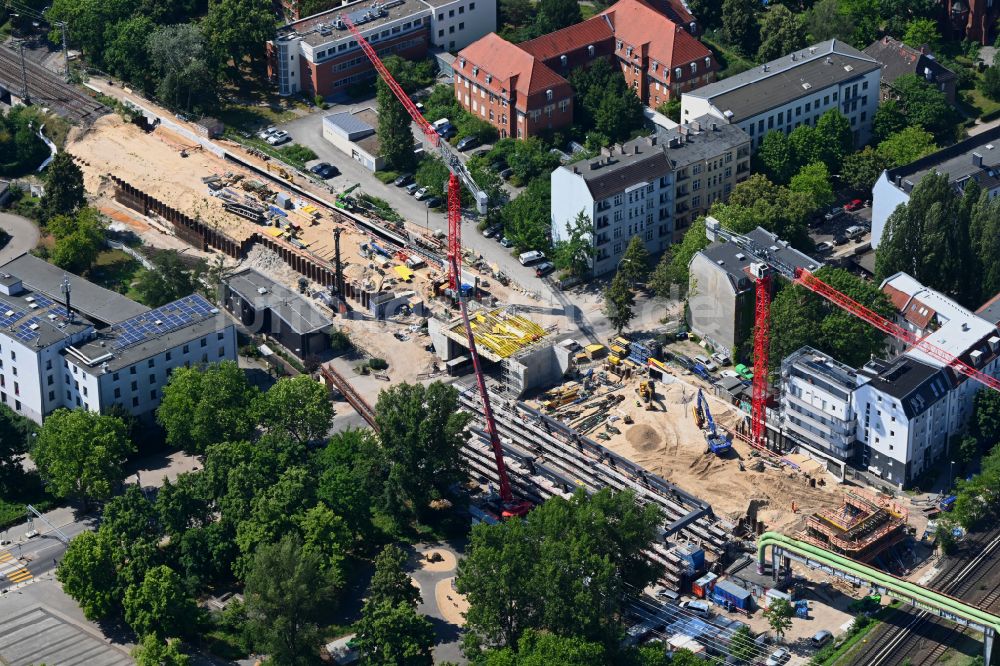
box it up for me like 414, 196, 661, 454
857, 527, 1000, 666
0, 45, 106, 124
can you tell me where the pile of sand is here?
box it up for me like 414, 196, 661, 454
626, 423, 662, 451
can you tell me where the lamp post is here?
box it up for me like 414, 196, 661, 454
949, 460, 955, 490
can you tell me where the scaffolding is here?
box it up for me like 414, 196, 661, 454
800, 490, 908, 562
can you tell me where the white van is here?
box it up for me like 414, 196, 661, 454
679, 599, 712, 618
518, 250, 545, 265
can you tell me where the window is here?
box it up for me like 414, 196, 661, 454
130, 366, 136, 375
148, 358, 155, 368
546, 89, 553, 102
45, 359, 52, 370
132, 397, 139, 408
777, 111, 784, 124
459, 5, 464, 12
11, 367, 15, 377
690, 62, 697, 74
470, 2, 475, 8
674, 67, 682, 79
113, 372, 119, 381
200, 338, 207, 348
131, 381, 138, 391
15, 400, 20, 411
438, 12, 443, 19
459, 21, 464, 29
148, 373, 155, 384
449, 9, 454, 16
9, 351, 13, 361
48, 390, 54, 401
613, 242, 622, 254
438, 29, 444, 37
115, 387, 121, 399
704, 56, 710, 69
691, 195, 701, 207
150, 390, 157, 400
13, 382, 18, 396
83, 386, 88, 397
449, 25, 455, 33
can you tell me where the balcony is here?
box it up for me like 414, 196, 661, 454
596, 201, 611, 212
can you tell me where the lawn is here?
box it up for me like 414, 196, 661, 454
87, 249, 142, 296
0, 473, 60, 530
961, 87, 1000, 119
214, 102, 299, 133
701, 32, 756, 80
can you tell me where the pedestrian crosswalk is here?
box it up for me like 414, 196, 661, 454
0, 549, 32, 585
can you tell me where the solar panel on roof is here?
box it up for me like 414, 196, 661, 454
110, 294, 218, 351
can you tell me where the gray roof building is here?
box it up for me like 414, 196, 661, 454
0, 253, 149, 326
859, 356, 951, 419
863, 36, 957, 102
571, 136, 672, 201
658, 115, 750, 167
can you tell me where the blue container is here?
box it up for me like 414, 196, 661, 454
710, 580, 752, 611
675, 543, 705, 573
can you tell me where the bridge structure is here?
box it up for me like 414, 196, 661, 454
758, 531, 1000, 664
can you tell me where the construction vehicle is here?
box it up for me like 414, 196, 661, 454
636, 379, 655, 409
266, 162, 293, 182
346, 15, 528, 519
335, 183, 361, 211
704, 216, 1000, 452
696, 389, 732, 455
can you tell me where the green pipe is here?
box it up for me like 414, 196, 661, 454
757, 532, 1000, 632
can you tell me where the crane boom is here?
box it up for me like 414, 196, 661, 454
704, 215, 1000, 450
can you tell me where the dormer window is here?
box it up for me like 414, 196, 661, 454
704, 56, 711, 69
460, 58, 466, 68
485, 74, 492, 83
690, 62, 697, 74
546, 89, 553, 101
473, 66, 479, 76
560, 54, 567, 66
587, 44, 595, 57
616, 40, 623, 51
652, 60, 658, 71
674, 67, 682, 79
626, 46, 633, 57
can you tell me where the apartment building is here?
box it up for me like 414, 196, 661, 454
0, 253, 236, 424
453, 0, 715, 138
863, 36, 957, 104
657, 116, 750, 240
687, 226, 820, 355
550, 136, 673, 276
871, 125, 1000, 248
267, 0, 496, 97
681, 40, 880, 150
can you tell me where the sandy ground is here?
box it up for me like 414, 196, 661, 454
539, 369, 843, 532
419, 549, 458, 573
434, 578, 468, 626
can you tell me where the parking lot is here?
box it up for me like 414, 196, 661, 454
809, 203, 872, 262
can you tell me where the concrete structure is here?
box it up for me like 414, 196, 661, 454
322, 108, 385, 171
224, 268, 333, 358
863, 36, 957, 104
681, 40, 880, 149
871, 125, 1000, 248
780, 346, 860, 468
452, 0, 715, 139
686, 227, 820, 355
550, 135, 674, 276
0, 253, 236, 424
267, 0, 496, 97
549, 117, 750, 276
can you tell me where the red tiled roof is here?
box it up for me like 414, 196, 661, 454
519, 15, 614, 62
884, 284, 936, 329
600, 0, 712, 67
456, 33, 569, 98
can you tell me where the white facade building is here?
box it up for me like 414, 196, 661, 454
870, 125, 1000, 248
681, 40, 880, 150
427, 0, 495, 51
0, 254, 236, 424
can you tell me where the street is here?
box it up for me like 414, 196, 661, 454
0, 506, 92, 594
0, 213, 41, 266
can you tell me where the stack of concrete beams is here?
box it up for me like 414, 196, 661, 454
457, 384, 731, 590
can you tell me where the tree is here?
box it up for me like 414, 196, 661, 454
124, 565, 199, 638
32, 409, 133, 505
202, 0, 274, 68
254, 374, 333, 444
841, 146, 892, 192
553, 211, 596, 279
356, 600, 435, 665
535, 0, 582, 33
788, 125, 824, 171
134, 250, 205, 307
952, 445, 1000, 529
970, 189, 1000, 304
50, 208, 105, 275
486, 630, 607, 665
0, 405, 35, 493
804, 0, 854, 42
757, 6, 804, 62
373, 382, 471, 521
568, 60, 644, 143
244, 535, 335, 666
648, 218, 708, 297
903, 18, 940, 50
973, 390, 1000, 447
0, 107, 49, 178
376, 77, 417, 172
368, 544, 421, 608
501, 177, 551, 252
710, 174, 812, 248
789, 162, 834, 211
722, 0, 759, 58
157, 361, 259, 453
457, 489, 662, 648
103, 16, 155, 90
872, 99, 908, 143
757, 131, 797, 184
619, 235, 650, 285
891, 74, 959, 142
156, 472, 211, 536
764, 598, 794, 642
982, 55, 1000, 102
147, 24, 218, 112
132, 635, 190, 666
729, 625, 757, 664
315, 428, 383, 540
296, 503, 350, 582
814, 110, 853, 172
876, 126, 937, 167
57, 532, 118, 620
604, 271, 635, 335
41, 151, 85, 220
957, 434, 980, 466
102, 485, 160, 545
688, 0, 722, 29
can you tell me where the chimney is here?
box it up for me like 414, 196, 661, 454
60, 277, 72, 323
825, 56, 832, 64
648, 135, 657, 146
973, 152, 984, 167
573, 166, 580, 174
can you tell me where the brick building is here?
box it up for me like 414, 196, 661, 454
452, 0, 715, 139
267, 0, 496, 98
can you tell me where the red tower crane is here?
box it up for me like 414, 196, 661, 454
705, 217, 1000, 451
342, 16, 529, 517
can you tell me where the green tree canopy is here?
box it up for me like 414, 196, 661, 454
764, 598, 794, 641
553, 211, 596, 279
157, 360, 260, 453
891, 74, 960, 142
41, 151, 86, 220
876, 126, 937, 167
789, 161, 835, 211
132, 635, 190, 666
604, 271, 636, 335
376, 76, 417, 172
57, 531, 119, 620
0, 107, 50, 177
648, 218, 708, 298
32, 409, 134, 504
872, 99, 908, 143
619, 235, 650, 285
568, 59, 644, 143
102, 16, 155, 91
722, 0, 759, 57
244, 535, 335, 666
135, 250, 205, 307
0, 405, 36, 493
902, 17, 940, 50
841, 146, 892, 192
355, 600, 436, 665
501, 176, 552, 252
314, 428, 383, 540
124, 565, 199, 638
202, 0, 274, 67
709, 174, 812, 249
367, 544, 421, 609
373, 381, 470, 521
757, 131, 797, 184
254, 374, 333, 444
757, 5, 804, 62
147, 24, 218, 112
535, 0, 582, 33
456, 488, 662, 648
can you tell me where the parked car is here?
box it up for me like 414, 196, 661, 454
432, 118, 457, 139
765, 648, 791, 666
266, 130, 290, 145
500, 237, 514, 247
483, 224, 502, 238
414, 102, 426, 115
258, 126, 278, 139
175, 112, 191, 122
824, 206, 843, 221
815, 240, 834, 254
833, 234, 848, 245
534, 261, 555, 277
679, 600, 712, 618
457, 136, 479, 151
500, 167, 514, 179
844, 198, 864, 211
310, 162, 339, 179
518, 250, 545, 265
694, 354, 718, 372
425, 196, 442, 208
394, 173, 414, 186
811, 630, 834, 646
844, 224, 866, 241
405, 182, 420, 195
414, 187, 430, 201
720, 369, 741, 380
711, 351, 731, 366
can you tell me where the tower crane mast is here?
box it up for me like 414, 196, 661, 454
343, 16, 529, 516
705, 216, 1000, 451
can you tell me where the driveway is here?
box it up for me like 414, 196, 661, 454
0, 213, 40, 265
409, 542, 467, 665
